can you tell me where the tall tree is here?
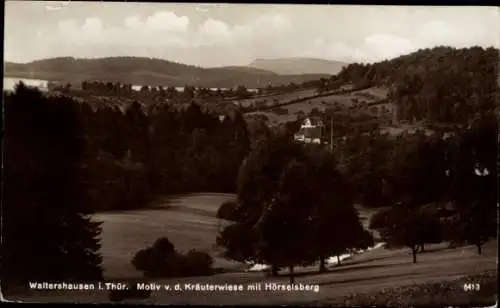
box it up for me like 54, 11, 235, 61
446, 115, 498, 254
2, 83, 103, 292
254, 159, 317, 283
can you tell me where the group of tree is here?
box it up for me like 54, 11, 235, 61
365, 114, 497, 262
2, 83, 103, 292
216, 137, 374, 283
2, 82, 253, 292
6, 82, 252, 214
80, 80, 262, 102
335, 46, 498, 125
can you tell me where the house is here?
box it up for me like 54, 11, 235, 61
293, 117, 325, 144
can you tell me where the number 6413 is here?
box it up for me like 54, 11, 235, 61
463, 283, 480, 292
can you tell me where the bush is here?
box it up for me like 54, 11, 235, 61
152, 237, 175, 256
131, 237, 214, 278
153, 253, 187, 278
131, 237, 176, 272
183, 250, 214, 276
131, 247, 154, 272
216, 201, 239, 221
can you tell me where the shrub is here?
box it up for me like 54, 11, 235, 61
131, 237, 214, 278
132, 237, 176, 272
216, 201, 239, 221
131, 247, 154, 272
152, 237, 175, 256
154, 253, 187, 278
183, 250, 214, 276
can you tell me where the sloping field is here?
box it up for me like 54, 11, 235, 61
243, 86, 390, 126
8, 194, 495, 304
235, 89, 318, 108
90, 194, 384, 279
352, 87, 389, 100
13, 240, 496, 304
92, 193, 238, 278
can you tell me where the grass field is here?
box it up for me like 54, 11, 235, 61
244, 86, 391, 126
13, 239, 497, 305
9, 193, 497, 305
92, 193, 239, 278
235, 89, 318, 108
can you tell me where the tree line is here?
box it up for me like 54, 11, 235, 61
2, 82, 252, 291
8, 85, 251, 212
216, 138, 375, 283
216, 111, 497, 282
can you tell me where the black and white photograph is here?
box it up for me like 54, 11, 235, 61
2, 2, 498, 305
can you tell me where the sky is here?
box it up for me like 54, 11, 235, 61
4, 2, 499, 67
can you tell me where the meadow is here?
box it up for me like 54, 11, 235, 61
14, 193, 497, 305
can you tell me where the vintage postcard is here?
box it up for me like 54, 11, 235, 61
2, 2, 498, 305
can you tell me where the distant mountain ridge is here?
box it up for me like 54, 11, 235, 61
4, 57, 331, 89
248, 57, 347, 75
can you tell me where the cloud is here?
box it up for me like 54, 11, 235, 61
417, 20, 490, 48
57, 11, 192, 49
144, 11, 189, 32
197, 19, 232, 44
296, 34, 415, 63
38, 7, 498, 66
195, 13, 292, 48
294, 17, 497, 64
362, 34, 415, 61
81, 17, 103, 34
124, 15, 142, 29
45, 5, 62, 11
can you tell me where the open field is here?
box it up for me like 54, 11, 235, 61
8, 194, 496, 305
235, 89, 318, 108
92, 193, 239, 278
244, 86, 391, 126
92, 194, 386, 278
12, 240, 496, 305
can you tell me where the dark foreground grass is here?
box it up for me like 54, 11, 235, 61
319, 270, 498, 307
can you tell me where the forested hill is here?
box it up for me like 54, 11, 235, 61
4, 57, 330, 89
328, 46, 499, 125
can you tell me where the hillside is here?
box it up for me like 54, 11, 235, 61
3, 57, 330, 89
244, 46, 499, 133
248, 57, 347, 75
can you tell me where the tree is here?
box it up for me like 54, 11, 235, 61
2, 83, 103, 292
216, 223, 257, 263
254, 159, 317, 283
217, 138, 307, 274
236, 85, 251, 99
305, 149, 362, 272
369, 203, 442, 263
124, 101, 150, 163
165, 86, 178, 99
389, 134, 449, 209
183, 85, 195, 99
446, 115, 497, 254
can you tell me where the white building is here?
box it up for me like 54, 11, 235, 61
293, 117, 325, 144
